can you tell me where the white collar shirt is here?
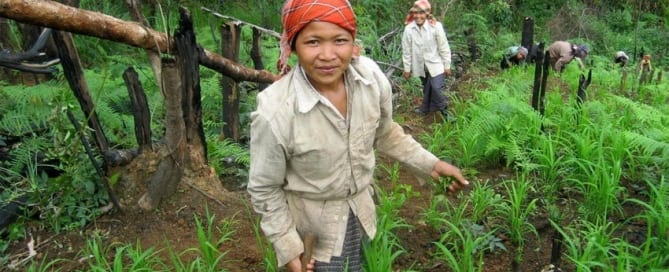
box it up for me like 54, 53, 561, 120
402, 20, 452, 77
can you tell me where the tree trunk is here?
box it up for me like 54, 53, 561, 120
122, 67, 152, 153
251, 27, 269, 91
0, 0, 278, 83
138, 58, 185, 210
657, 70, 662, 83
220, 22, 241, 142
137, 7, 220, 210
530, 42, 545, 115
539, 50, 550, 116
464, 27, 479, 61
51, 30, 110, 153
521, 17, 534, 53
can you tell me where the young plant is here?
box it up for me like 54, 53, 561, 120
243, 198, 277, 272
83, 236, 167, 272
364, 162, 413, 271
362, 212, 409, 272
624, 176, 669, 270
467, 179, 503, 224
422, 194, 469, 232
553, 219, 620, 271
432, 219, 485, 272
570, 156, 624, 222
494, 177, 538, 267
166, 208, 238, 272
189, 207, 236, 271
24, 255, 64, 272
529, 134, 566, 185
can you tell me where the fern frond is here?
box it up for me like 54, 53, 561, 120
624, 130, 669, 162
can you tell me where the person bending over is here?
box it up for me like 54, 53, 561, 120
547, 41, 588, 73
614, 51, 629, 67
500, 45, 528, 70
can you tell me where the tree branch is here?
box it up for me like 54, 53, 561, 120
0, 0, 278, 83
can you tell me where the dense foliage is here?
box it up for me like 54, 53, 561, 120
1, 0, 668, 270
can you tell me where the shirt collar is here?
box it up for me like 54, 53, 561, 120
294, 62, 373, 114
295, 66, 320, 113
408, 21, 426, 30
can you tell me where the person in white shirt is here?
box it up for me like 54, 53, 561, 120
401, 0, 452, 119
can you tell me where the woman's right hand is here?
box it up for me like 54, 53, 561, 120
285, 256, 315, 272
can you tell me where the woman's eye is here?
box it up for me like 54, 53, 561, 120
335, 39, 350, 45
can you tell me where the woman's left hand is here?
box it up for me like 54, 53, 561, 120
430, 160, 469, 193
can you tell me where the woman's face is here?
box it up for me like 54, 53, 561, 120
294, 21, 354, 91
412, 10, 428, 26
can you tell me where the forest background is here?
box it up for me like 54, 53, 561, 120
1, 0, 668, 271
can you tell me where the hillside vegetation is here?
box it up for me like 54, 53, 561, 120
1, 0, 668, 271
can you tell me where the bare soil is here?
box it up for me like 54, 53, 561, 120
5, 111, 557, 272
5, 91, 646, 272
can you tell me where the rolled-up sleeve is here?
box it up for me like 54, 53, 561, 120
247, 108, 302, 266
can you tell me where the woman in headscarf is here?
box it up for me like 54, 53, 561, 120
638, 54, 653, 84
401, 0, 453, 119
247, 1, 469, 271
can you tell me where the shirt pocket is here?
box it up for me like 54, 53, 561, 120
291, 130, 343, 182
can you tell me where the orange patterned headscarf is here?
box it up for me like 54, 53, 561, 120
404, 0, 436, 26
278, 0, 357, 75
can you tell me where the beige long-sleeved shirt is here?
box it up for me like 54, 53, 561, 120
548, 41, 584, 72
402, 20, 452, 78
247, 56, 439, 266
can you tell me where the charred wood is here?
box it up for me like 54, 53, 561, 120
0, 27, 59, 74
576, 70, 592, 107
521, 17, 534, 56
539, 50, 550, 116
0, 194, 29, 234
104, 148, 139, 167
530, 42, 545, 115
125, 0, 163, 91
251, 28, 269, 91
139, 8, 208, 210
220, 22, 241, 142
122, 67, 152, 152
51, 30, 110, 153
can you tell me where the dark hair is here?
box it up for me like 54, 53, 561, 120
576, 45, 589, 58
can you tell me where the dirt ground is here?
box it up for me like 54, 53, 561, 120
4, 108, 569, 272
12, 72, 648, 272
